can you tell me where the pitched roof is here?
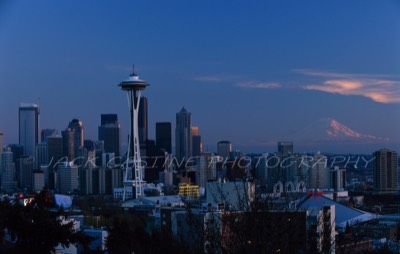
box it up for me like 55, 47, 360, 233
299, 194, 376, 227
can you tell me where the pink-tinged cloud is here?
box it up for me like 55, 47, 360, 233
236, 82, 281, 89
298, 70, 400, 104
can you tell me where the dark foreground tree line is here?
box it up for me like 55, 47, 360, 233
0, 189, 398, 254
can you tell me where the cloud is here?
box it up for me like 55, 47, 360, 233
192, 75, 281, 90
296, 69, 400, 104
192, 76, 226, 82
236, 81, 281, 89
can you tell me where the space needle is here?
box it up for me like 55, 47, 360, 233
119, 65, 149, 200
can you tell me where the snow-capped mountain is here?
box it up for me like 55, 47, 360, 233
291, 117, 388, 144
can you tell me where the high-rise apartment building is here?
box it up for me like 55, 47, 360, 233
373, 149, 398, 194
156, 122, 172, 154
19, 103, 40, 157
175, 107, 192, 161
98, 114, 120, 157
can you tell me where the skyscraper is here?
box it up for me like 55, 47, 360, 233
1, 148, 17, 193
41, 129, 58, 143
373, 149, 398, 194
175, 107, 192, 161
331, 166, 346, 191
196, 152, 216, 188
19, 103, 40, 157
35, 142, 48, 170
308, 153, 330, 190
156, 122, 172, 153
68, 119, 84, 159
98, 114, 120, 157
0, 132, 3, 153
57, 162, 78, 194
62, 128, 74, 161
18, 155, 33, 189
217, 140, 232, 160
192, 126, 202, 157
139, 97, 148, 146
47, 136, 64, 189
191, 126, 199, 136
278, 141, 293, 156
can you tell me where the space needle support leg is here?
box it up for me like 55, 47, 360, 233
133, 90, 143, 198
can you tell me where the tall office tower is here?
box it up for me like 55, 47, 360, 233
139, 97, 148, 145
308, 152, 330, 190
192, 126, 202, 157
192, 126, 199, 136
256, 154, 268, 182
19, 103, 40, 157
8, 144, 23, 185
0, 132, 3, 153
8, 144, 24, 164
138, 98, 148, 159
175, 107, 192, 162
35, 142, 48, 170
192, 135, 202, 157
373, 149, 398, 194
98, 114, 120, 157
1, 148, 17, 193
57, 162, 78, 194
41, 129, 58, 143
18, 155, 33, 189
217, 140, 232, 160
85, 140, 104, 167
68, 119, 84, 159
78, 145, 97, 194
156, 122, 172, 153
62, 128, 74, 161
196, 152, 216, 188
47, 136, 64, 189
278, 141, 293, 156
295, 154, 309, 183
33, 170, 45, 192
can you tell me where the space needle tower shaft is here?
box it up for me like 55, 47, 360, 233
119, 65, 149, 199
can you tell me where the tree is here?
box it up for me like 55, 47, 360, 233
179, 181, 312, 254
106, 211, 192, 254
0, 190, 92, 254
106, 213, 150, 254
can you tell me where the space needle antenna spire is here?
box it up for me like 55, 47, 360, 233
118, 64, 149, 200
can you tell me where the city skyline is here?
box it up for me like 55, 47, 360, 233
1, 1, 399, 154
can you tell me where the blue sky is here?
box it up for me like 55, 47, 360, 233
1, 1, 399, 154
